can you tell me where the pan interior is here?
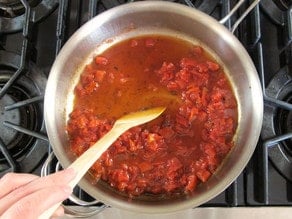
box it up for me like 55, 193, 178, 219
45, 1, 263, 213
64, 27, 242, 206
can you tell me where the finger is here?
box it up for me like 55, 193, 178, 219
51, 205, 65, 218
0, 168, 76, 215
26, 168, 76, 190
0, 173, 38, 199
1, 185, 72, 219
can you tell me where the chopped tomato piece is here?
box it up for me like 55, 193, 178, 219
185, 175, 198, 192
196, 169, 211, 182
130, 39, 138, 47
94, 70, 106, 83
145, 38, 156, 47
95, 56, 108, 65
207, 61, 220, 71
192, 46, 203, 55
139, 162, 153, 172
167, 157, 183, 173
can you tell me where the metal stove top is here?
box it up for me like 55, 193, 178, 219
0, 0, 292, 217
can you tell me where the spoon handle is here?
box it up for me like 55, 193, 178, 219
39, 124, 127, 219
68, 125, 127, 188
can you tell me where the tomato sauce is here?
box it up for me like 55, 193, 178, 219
67, 35, 238, 197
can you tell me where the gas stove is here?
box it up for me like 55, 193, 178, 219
0, 0, 291, 218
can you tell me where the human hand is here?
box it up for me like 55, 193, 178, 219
0, 168, 76, 219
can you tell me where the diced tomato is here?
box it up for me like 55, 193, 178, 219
145, 38, 156, 47
112, 169, 130, 182
80, 72, 94, 84
157, 62, 175, 83
84, 81, 98, 94
167, 157, 183, 173
167, 81, 180, 91
189, 107, 199, 121
195, 159, 208, 170
196, 63, 209, 73
177, 69, 191, 82
185, 175, 198, 192
192, 46, 203, 55
204, 146, 216, 157
130, 39, 138, 47
164, 180, 179, 192
175, 114, 189, 128
196, 169, 211, 182
139, 162, 153, 172
158, 127, 175, 139
74, 84, 86, 97
180, 57, 198, 69
145, 133, 164, 151
95, 56, 108, 65
207, 61, 220, 71
108, 72, 115, 83
94, 70, 106, 83
201, 87, 209, 107
120, 77, 129, 83
85, 64, 94, 72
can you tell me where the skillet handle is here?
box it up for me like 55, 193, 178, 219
219, 0, 260, 33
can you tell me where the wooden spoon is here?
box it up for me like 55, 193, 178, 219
39, 106, 165, 219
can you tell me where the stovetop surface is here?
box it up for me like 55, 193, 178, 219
0, 0, 292, 210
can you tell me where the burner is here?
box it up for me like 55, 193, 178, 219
0, 71, 39, 160
95, 0, 219, 17
276, 94, 292, 154
262, 67, 292, 181
272, 0, 291, 10
260, 0, 290, 25
0, 0, 58, 33
0, 0, 41, 18
0, 50, 48, 175
184, 0, 219, 15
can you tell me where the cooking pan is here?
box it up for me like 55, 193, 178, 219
44, 1, 263, 214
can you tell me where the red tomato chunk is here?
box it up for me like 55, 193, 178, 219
67, 35, 238, 197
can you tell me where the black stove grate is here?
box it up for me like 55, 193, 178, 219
0, 0, 58, 33
0, 0, 292, 208
0, 0, 49, 176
